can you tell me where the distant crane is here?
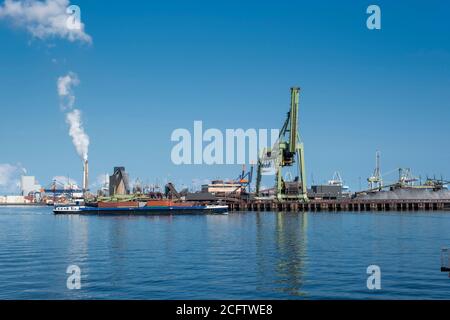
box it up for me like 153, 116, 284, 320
133, 178, 143, 194
218, 165, 255, 201
398, 168, 417, 187
367, 151, 383, 190
328, 171, 344, 186
355, 159, 450, 196
423, 177, 450, 191
256, 87, 308, 202
236, 164, 253, 193
328, 171, 350, 193
44, 177, 79, 195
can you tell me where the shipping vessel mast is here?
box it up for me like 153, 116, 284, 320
256, 87, 308, 202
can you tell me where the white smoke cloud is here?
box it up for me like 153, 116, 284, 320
66, 109, 89, 161
57, 71, 78, 96
0, 0, 92, 44
57, 71, 78, 110
0, 163, 26, 194
57, 72, 89, 161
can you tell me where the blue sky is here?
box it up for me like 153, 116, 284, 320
0, 0, 450, 193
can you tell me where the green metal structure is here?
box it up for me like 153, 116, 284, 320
256, 87, 308, 202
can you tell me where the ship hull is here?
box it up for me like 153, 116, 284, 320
53, 204, 228, 215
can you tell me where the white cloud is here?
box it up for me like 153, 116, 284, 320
0, 163, 26, 194
0, 0, 92, 44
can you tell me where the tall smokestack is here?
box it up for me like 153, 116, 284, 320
83, 159, 89, 194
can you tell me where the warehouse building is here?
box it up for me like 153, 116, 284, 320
20, 176, 41, 196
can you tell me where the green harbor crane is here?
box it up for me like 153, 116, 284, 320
256, 87, 308, 202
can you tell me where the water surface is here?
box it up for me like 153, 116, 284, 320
0, 206, 449, 299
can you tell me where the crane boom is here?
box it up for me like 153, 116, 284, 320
256, 86, 308, 202
289, 87, 299, 153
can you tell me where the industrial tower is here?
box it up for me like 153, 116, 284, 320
256, 87, 308, 202
367, 150, 383, 190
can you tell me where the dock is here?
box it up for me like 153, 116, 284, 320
226, 198, 450, 212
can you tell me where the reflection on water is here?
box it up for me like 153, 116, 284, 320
274, 212, 307, 296
255, 212, 308, 297
1, 207, 450, 299
66, 215, 89, 263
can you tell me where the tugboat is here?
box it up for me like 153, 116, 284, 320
53, 199, 85, 213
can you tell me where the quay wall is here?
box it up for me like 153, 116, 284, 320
227, 199, 450, 212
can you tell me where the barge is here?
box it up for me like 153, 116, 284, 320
53, 199, 228, 215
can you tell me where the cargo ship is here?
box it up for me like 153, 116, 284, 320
53, 199, 228, 215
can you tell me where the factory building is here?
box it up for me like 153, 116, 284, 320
109, 167, 130, 196
201, 180, 244, 195
0, 195, 29, 204
20, 176, 41, 196
308, 185, 343, 200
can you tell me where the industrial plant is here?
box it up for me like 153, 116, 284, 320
1, 87, 449, 213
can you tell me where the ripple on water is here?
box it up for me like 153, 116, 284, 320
0, 208, 450, 299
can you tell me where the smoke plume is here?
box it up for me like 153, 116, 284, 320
66, 109, 89, 161
57, 72, 89, 160
57, 71, 78, 109
0, 163, 26, 194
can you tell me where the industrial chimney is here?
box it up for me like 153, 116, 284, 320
82, 159, 89, 194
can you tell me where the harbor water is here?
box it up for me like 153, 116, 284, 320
0, 206, 449, 299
